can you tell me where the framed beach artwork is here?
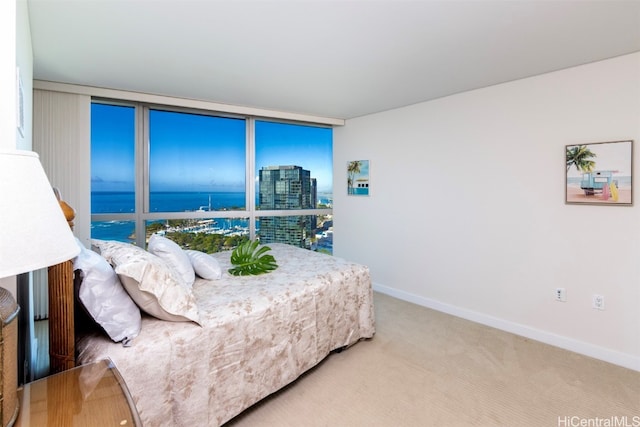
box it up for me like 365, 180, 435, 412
347, 160, 370, 196
565, 140, 633, 206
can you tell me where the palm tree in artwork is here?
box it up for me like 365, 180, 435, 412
566, 145, 597, 173
347, 161, 361, 194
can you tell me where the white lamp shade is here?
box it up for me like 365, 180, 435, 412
0, 150, 80, 278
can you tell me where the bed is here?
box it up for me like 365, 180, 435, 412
49, 237, 375, 426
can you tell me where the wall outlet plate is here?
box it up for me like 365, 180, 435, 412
555, 288, 567, 302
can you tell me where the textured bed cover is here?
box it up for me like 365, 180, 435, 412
77, 243, 375, 426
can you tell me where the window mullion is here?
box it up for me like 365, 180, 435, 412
135, 104, 148, 247
247, 117, 256, 240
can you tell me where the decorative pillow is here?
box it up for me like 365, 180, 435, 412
73, 239, 141, 345
91, 239, 143, 263
185, 250, 222, 280
92, 239, 200, 324
147, 234, 195, 287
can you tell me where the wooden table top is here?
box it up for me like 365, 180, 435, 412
15, 358, 141, 427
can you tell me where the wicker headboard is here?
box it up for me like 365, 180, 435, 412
47, 193, 77, 374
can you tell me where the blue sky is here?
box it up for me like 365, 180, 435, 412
91, 104, 136, 192
91, 104, 333, 193
149, 110, 246, 192
256, 120, 333, 192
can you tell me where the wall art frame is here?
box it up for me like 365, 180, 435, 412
565, 140, 633, 206
347, 160, 369, 196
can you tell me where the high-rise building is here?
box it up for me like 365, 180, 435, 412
259, 165, 317, 248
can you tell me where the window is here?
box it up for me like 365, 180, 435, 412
148, 110, 246, 212
91, 103, 136, 241
91, 103, 333, 254
255, 121, 333, 251
91, 103, 135, 210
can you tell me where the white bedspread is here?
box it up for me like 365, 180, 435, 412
77, 244, 375, 426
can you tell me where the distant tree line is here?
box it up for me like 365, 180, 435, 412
167, 231, 248, 254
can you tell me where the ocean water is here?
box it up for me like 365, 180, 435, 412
91, 191, 246, 242
91, 191, 333, 243
91, 220, 137, 242
92, 191, 246, 213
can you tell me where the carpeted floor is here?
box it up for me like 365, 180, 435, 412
226, 292, 639, 426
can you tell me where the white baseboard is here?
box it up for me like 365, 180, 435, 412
373, 282, 640, 372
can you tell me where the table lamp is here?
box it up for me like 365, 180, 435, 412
0, 150, 80, 426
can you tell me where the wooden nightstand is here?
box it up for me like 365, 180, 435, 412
15, 358, 141, 426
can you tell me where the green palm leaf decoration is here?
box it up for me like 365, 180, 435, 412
228, 240, 278, 276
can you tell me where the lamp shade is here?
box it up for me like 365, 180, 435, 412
0, 150, 80, 278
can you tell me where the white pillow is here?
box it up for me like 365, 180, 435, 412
147, 234, 195, 287
185, 250, 222, 280
73, 239, 141, 344
92, 239, 200, 324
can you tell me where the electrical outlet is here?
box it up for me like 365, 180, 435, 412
592, 294, 605, 310
555, 288, 567, 302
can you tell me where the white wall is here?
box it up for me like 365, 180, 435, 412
334, 53, 640, 370
1, 0, 33, 296
15, 0, 33, 151
0, 0, 17, 153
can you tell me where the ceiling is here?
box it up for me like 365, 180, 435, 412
28, 1, 640, 120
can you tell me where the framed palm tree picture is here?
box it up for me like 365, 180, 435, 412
566, 140, 633, 206
347, 160, 369, 196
